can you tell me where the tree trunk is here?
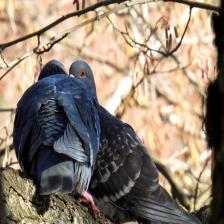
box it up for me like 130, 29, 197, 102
0, 168, 112, 224
206, 1, 224, 224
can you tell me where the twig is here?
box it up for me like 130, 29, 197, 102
34, 33, 69, 55
0, 0, 218, 81
164, 0, 219, 12
0, 144, 13, 157
63, 39, 126, 73
0, 0, 219, 52
108, 5, 192, 57
132, 6, 206, 98
0, 0, 123, 51
0, 50, 9, 68
163, 7, 192, 56
107, 16, 164, 56
193, 153, 211, 210
0, 52, 33, 81
0, 108, 15, 113
4, 161, 19, 168
154, 157, 190, 210
0, 0, 161, 80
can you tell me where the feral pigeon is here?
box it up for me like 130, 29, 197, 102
13, 60, 100, 197
69, 60, 201, 224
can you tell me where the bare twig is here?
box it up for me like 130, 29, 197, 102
0, 144, 13, 157
0, 0, 123, 51
0, 108, 15, 113
154, 158, 190, 210
0, 50, 9, 68
63, 39, 126, 73
132, 6, 206, 98
164, 0, 219, 12
108, 5, 192, 58
0, 51, 33, 80
107, 16, 165, 56
163, 7, 192, 56
0, 54, 30, 81
0, 0, 218, 81
0, 0, 158, 80
0, 0, 219, 52
193, 153, 211, 210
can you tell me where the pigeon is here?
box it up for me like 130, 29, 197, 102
13, 60, 100, 198
69, 60, 201, 224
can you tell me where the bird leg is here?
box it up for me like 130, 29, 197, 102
79, 191, 100, 219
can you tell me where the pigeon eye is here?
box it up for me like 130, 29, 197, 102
79, 70, 86, 78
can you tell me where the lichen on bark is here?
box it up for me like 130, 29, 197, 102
0, 168, 112, 224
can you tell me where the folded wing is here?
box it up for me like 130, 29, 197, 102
13, 63, 100, 195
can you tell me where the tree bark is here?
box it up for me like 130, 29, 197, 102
206, 1, 224, 224
0, 168, 112, 224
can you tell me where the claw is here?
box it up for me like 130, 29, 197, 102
79, 191, 100, 219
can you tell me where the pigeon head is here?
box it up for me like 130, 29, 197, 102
38, 59, 66, 80
69, 60, 96, 96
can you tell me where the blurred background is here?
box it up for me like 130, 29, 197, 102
0, 0, 218, 213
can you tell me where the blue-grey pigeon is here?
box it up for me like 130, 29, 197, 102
13, 60, 100, 199
69, 60, 201, 224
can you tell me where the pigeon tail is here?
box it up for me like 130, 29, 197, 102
35, 146, 75, 195
133, 186, 201, 224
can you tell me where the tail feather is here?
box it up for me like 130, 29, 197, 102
131, 186, 201, 224
134, 206, 192, 224
136, 197, 184, 215
35, 146, 75, 195
74, 162, 91, 194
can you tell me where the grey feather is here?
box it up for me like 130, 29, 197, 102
74, 162, 92, 193
54, 122, 88, 162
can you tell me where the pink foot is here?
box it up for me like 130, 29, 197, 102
79, 191, 100, 219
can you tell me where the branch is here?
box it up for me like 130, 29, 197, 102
108, 6, 192, 57
0, 53, 31, 81
154, 158, 190, 210
0, 0, 155, 80
0, 0, 219, 52
0, 124, 189, 211
0, 168, 112, 224
131, 6, 207, 98
0, 0, 219, 81
164, 7, 192, 56
164, 0, 219, 12
0, 0, 121, 51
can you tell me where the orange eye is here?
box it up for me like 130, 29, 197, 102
79, 70, 86, 78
